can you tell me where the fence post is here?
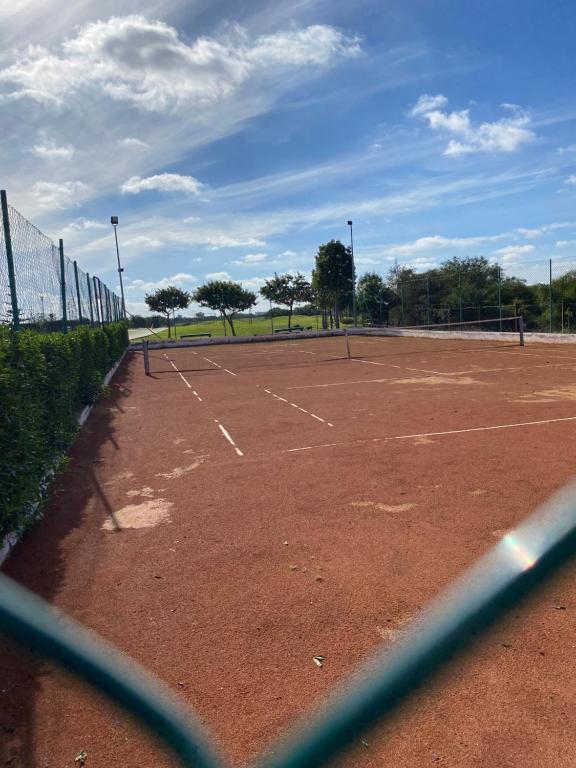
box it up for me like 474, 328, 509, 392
400, 281, 404, 325
59, 239, 68, 333
519, 315, 525, 346
73, 261, 83, 325
0, 190, 20, 330
497, 265, 502, 331
458, 269, 463, 324
96, 278, 104, 328
549, 258, 553, 333
426, 276, 431, 326
86, 273, 94, 325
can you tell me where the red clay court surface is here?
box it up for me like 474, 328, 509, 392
3, 333, 576, 767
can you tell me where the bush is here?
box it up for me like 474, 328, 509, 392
0, 322, 128, 540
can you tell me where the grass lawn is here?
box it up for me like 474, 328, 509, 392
133, 314, 323, 341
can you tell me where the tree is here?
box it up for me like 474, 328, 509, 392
144, 286, 190, 338
356, 272, 394, 325
312, 240, 353, 328
193, 280, 257, 336
260, 272, 312, 328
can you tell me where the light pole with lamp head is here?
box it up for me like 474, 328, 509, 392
110, 216, 126, 318
347, 220, 357, 327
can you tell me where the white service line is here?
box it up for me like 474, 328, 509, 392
163, 354, 192, 388
352, 358, 445, 375
224, 368, 238, 376
163, 354, 202, 400
202, 356, 222, 369
263, 388, 333, 426
214, 419, 244, 456
284, 414, 576, 453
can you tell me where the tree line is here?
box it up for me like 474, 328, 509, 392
144, 243, 576, 336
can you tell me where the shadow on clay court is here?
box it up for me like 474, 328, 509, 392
0, 357, 135, 767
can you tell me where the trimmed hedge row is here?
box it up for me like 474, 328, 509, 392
0, 322, 128, 540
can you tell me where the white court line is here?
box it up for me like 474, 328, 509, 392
214, 419, 244, 456
285, 414, 576, 453
163, 354, 204, 400
203, 356, 222, 369
288, 359, 576, 389
352, 358, 446, 375
224, 368, 238, 376
163, 355, 192, 389
263, 388, 333, 427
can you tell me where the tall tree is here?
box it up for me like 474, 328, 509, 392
144, 286, 190, 338
356, 272, 394, 325
312, 240, 353, 328
193, 280, 256, 336
260, 272, 312, 328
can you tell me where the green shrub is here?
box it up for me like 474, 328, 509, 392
0, 322, 128, 540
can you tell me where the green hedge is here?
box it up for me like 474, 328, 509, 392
0, 322, 128, 540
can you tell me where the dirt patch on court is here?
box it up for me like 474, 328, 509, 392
376, 610, 414, 642
126, 486, 155, 498
395, 375, 480, 387
101, 499, 173, 530
514, 384, 576, 403
351, 501, 416, 513
413, 435, 435, 445
155, 455, 208, 479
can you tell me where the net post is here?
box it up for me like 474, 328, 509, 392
143, 340, 150, 375
519, 316, 525, 347
1, 190, 20, 331
59, 239, 68, 333
345, 328, 351, 359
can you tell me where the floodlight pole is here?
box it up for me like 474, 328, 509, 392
111, 216, 126, 318
347, 220, 356, 327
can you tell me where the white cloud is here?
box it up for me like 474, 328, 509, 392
386, 233, 506, 256
231, 252, 268, 265
410, 94, 448, 117
278, 249, 297, 257
65, 217, 107, 231
118, 137, 149, 149
123, 235, 163, 248
493, 244, 535, 256
556, 240, 576, 248
125, 273, 197, 293
121, 173, 203, 195
31, 140, 75, 159
31, 180, 91, 209
565, 176, 576, 186
205, 271, 231, 281
411, 94, 535, 156
514, 227, 543, 239
557, 144, 576, 154
0, 16, 359, 112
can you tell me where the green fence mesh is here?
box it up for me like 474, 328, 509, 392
0, 191, 122, 331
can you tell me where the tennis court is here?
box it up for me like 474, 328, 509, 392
3, 329, 576, 767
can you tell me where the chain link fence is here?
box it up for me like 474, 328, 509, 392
384, 260, 576, 332
0, 190, 123, 332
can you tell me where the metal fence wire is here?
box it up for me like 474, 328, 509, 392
348, 261, 575, 332
0, 190, 122, 332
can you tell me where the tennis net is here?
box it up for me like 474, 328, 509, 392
362, 315, 524, 345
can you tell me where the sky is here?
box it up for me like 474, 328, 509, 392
1, 0, 575, 315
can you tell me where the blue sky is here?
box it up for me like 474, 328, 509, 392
1, 0, 575, 314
